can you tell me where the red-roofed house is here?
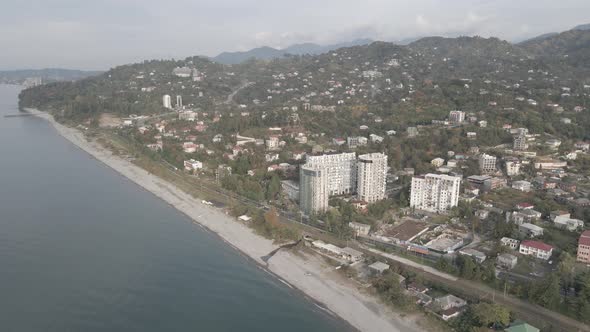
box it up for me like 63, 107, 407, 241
519, 240, 554, 260
577, 231, 590, 264
516, 203, 534, 210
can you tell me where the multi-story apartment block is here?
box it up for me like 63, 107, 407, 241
505, 159, 521, 176
265, 136, 280, 151
577, 231, 590, 263
449, 110, 465, 124
357, 153, 387, 203
410, 174, 461, 213
305, 153, 357, 196
176, 95, 183, 108
479, 153, 497, 174
299, 165, 329, 215
162, 94, 172, 109
513, 134, 528, 151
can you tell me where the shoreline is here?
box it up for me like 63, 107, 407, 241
26, 108, 426, 332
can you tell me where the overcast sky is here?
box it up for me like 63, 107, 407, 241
1, 0, 589, 70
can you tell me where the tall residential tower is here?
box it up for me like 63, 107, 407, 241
357, 153, 388, 203
410, 174, 461, 213
299, 165, 329, 215
305, 152, 357, 196
163, 94, 172, 109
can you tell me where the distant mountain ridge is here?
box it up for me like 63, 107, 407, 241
518, 22, 590, 44
519, 29, 590, 67
573, 23, 590, 31
213, 38, 373, 64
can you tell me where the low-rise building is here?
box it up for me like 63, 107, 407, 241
501, 237, 519, 250
347, 136, 368, 149
497, 253, 518, 269
434, 294, 467, 311
512, 180, 532, 192
554, 215, 584, 231
519, 240, 553, 260
431, 158, 445, 167
379, 221, 430, 245
349, 221, 371, 237
546, 139, 562, 149
505, 322, 539, 332
519, 223, 544, 237
184, 159, 203, 172
369, 134, 384, 143
458, 249, 487, 263
368, 261, 390, 275
534, 159, 567, 170
311, 241, 364, 263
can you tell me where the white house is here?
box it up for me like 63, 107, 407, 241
431, 158, 445, 167
500, 237, 519, 250
497, 253, 518, 269
512, 180, 531, 192
554, 215, 584, 231
184, 159, 203, 172
519, 240, 553, 260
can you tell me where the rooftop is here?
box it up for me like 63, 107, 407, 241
521, 240, 553, 252
384, 221, 430, 242
368, 261, 390, 272
505, 321, 540, 332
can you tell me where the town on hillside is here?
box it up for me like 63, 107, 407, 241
19, 29, 590, 331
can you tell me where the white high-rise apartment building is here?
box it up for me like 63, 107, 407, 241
449, 110, 465, 124
357, 153, 388, 203
163, 95, 172, 109
176, 95, 183, 108
410, 174, 461, 213
479, 153, 497, 173
299, 165, 329, 215
305, 152, 356, 196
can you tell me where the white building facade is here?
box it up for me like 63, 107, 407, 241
479, 153, 497, 173
299, 165, 329, 215
305, 153, 357, 196
163, 94, 172, 109
357, 153, 387, 203
410, 174, 461, 213
449, 110, 465, 124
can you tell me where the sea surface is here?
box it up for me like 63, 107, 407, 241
0, 84, 350, 332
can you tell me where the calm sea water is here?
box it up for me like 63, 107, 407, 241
0, 84, 350, 332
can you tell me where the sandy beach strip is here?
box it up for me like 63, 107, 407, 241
26, 108, 425, 332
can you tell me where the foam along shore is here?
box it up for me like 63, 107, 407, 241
26, 108, 425, 332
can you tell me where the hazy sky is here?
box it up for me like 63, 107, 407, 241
1, 0, 589, 70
